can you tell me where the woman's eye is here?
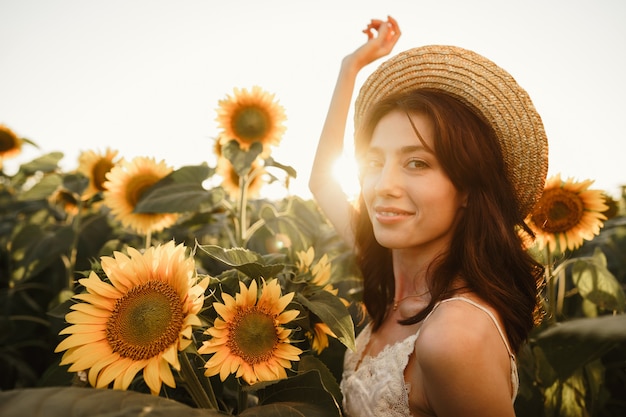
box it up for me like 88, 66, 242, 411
406, 159, 427, 169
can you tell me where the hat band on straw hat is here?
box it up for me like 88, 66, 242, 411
354, 45, 549, 217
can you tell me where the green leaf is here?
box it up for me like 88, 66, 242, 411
252, 370, 341, 417
0, 387, 223, 417
239, 402, 339, 417
198, 245, 285, 280
11, 224, 75, 280
63, 173, 90, 195
19, 152, 64, 175
164, 164, 214, 183
19, 173, 62, 201
571, 248, 626, 312
297, 291, 355, 351
535, 315, 626, 378
222, 140, 263, 177
135, 183, 223, 213
298, 356, 342, 404
135, 164, 221, 213
264, 157, 297, 179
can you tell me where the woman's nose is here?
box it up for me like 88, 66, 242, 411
374, 163, 402, 197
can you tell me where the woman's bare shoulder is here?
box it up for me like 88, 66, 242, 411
415, 297, 506, 364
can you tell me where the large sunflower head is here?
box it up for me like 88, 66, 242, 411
215, 156, 265, 200
78, 148, 120, 199
199, 279, 302, 385
526, 173, 609, 253
215, 86, 287, 153
0, 124, 22, 160
103, 156, 178, 235
55, 241, 209, 395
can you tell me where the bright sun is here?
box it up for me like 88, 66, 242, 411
333, 154, 360, 201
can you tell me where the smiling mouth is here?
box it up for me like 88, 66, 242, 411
374, 207, 414, 220
378, 211, 407, 217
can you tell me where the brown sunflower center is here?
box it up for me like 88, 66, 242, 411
531, 188, 584, 233
0, 128, 19, 153
232, 106, 269, 143
106, 280, 184, 360
125, 174, 160, 207
93, 158, 116, 191
227, 307, 278, 364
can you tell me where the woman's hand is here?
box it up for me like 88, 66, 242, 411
349, 16, 401, 70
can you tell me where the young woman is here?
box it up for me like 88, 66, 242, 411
309, 17, 548, 416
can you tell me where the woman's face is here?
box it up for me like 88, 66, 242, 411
361, 110, 466, 255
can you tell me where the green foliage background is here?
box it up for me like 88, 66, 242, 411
1, 146, 625, 416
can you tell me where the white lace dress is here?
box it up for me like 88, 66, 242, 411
340, 297, 519, 417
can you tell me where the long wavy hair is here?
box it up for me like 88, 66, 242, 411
352, 89, 544, 353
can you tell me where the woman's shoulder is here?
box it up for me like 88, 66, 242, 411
416, 296, 506, 362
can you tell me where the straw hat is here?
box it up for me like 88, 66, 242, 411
354, 45, 549, 217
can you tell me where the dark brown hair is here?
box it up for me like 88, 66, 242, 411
353, 89, 544, 353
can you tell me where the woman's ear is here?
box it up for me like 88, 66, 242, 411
461, 191, 469, 208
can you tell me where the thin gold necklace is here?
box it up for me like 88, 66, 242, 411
393, 290, 430, 311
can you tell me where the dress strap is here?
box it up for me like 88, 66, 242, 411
432, 297, 519, 401
437, 297, 514, 357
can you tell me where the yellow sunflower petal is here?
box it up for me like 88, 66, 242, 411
69, 302, 111, 318
59, 324, 106, 334
64, 310, 109, 324
56, 332, 106, 353
97, 358, 135, 389
72, 293, 115, 310
87, 352, 119, 387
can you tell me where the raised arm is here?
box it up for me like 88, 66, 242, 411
309, 16, 401, 246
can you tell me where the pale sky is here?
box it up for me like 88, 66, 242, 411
1, 0, 625, 199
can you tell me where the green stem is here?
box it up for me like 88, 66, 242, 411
544, 248, 557, 324
65, 198, 85, 291
178, 352, 218, 409
238, 174, 249, 246
145, 229, 152, 249
238, 384, 249, 413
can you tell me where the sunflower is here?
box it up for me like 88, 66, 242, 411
55, 242, 209, 395
526, 174, 609, 253
296, 247, 345, 302
0, 124, 22, 160
103, 156, 178, 235
216, 156, 264, 200
78, 148, 120, 199
215, 86, 287, 153
199, 279, 302, 385
49, 186, 80, 217
307, 322, 337, 355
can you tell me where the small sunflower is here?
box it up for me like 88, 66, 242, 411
296, 247, 346, 303
103, 156, 178, 235
307, 322, 337, 355
215, 86, 287, 152
78, 148, 120, 199
526, 174, 609, 253
216, 156, 264, 200
49, 187, 80, 216
0, 124, 22, 160
199, 279, 302, 385
55, 242, 209, 395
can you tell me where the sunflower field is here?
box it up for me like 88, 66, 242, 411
1, 87, 625, 417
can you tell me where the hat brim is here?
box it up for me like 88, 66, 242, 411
354, 45, 549, 217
